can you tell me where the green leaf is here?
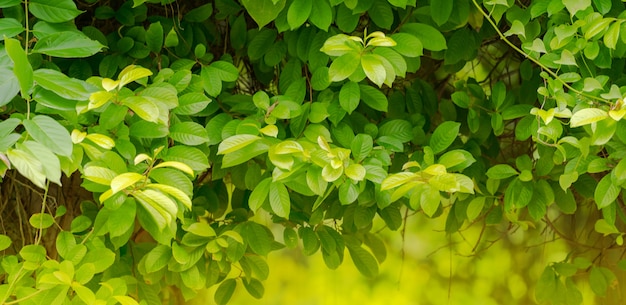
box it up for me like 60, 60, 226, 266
84, 165, 117, 185
338, 181, 359, 205
218, 134, 262, 155
222, 141, 270, 168
563, 0, 591, 16
241, 0, 287, 28
122, 96, 159, 122
402, 23, 447, 51
5, 38, 33, 98
129, 121, 168, 139
287, 0, 312, 29
351, 134, 373, 162
243, 278, 265, 299
321, 34, 362, 57
359, 84, 388, 111
390, 33, 423, 58
201, 65, 222, 97
346, 244, 379, 278
163, 146, 210, 172
300, 227, 320, 255
170, 122, 209, 146
430, 121, 460, 154
184, 3, 213, 22
283, 227, 298, 249
211, 61, 239, 82
23, 115, 72, 157
306, 166, 327, 196
20, 244, 46, 263
486, 164, 519, 179
309, 0, 332, 31
339, 81, 360, 114
29, 213, 54, 229
249, 177, 271, 212
175, 93, 211, 115
143, 245, 171, 273
467, 197, 485, 221
329, 52, 361, 82
164, 28, 178, 47
0, 18, 24, 40
431, 0, 453, 26
594, 175, 620, 209
0, 68, 19, 106
133, 189, 177, 230
214, 279, 237, 305
0, 234, 11, 251
32, 31, 103, 58
110, 172, 144, 196
33, 69, 93, 100
244, 222, 272, 256
29, 0, 83, 23
361, 54, 386, 87
438, 150, 476, 172
604, 21, 620, 50
535, 267, 557, 302
113, 296, 139, 305
0, 0, 20, 8
21, 141, 61, 185
269, 181, 290, 218
589, 267, 613, 296
146, 21, 164, 53
420, 185, 441, 217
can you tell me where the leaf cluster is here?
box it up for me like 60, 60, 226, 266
1, 0, 626, 304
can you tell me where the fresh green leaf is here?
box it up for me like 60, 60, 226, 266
269, 181, 290, 218
33, 31, 104, 58
29, 0, 83, 23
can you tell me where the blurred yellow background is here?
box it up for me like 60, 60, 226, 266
190, 212, 597, 305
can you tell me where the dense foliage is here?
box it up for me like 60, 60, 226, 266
1, 0, 626, 304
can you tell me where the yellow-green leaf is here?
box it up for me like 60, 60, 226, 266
110, 172, 144, 195
570, 108, 608, 127
85, 133, 115, 149
381, 172, 416, 191
88, 91, 114, 110
153, 161, 195, 177
217, 134, 261, 155
345, 163, 366, 181
146, 183, 192, 210
117, 65, 153, 88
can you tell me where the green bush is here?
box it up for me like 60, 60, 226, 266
0, 0, 625, 304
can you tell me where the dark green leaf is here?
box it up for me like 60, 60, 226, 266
346, 243, 379, 278
184, 3, 213, 22
429, 121, 460, 154
431, 0, 453, 26
359, 84, 388, 111
269, 181, 290, 218
243, 278, 265, 299
214, 279, 237, 305
241, 0, 287, 28
146, 21, 163, 53
402, 23, 447, 51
